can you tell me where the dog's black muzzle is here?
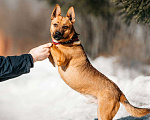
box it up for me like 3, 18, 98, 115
53, 31, 64, 40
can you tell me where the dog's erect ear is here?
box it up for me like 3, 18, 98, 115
66, 7, 75, 23
51, 4, 61, 20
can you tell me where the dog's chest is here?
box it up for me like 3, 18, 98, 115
58, 65, 80, 88
55, 45, 92, 93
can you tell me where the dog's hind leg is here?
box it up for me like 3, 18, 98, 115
97, 97, 120, 120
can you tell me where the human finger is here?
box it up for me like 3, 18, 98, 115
42, 43, 52, 48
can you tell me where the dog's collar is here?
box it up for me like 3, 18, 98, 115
52, 37, 79, 45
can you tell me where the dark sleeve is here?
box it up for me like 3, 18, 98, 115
0, 54, 34, 82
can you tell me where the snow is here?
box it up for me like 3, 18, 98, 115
0, 57, 150, 120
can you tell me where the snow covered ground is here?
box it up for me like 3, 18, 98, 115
0, 56, 150, 120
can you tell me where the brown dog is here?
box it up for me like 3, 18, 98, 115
49, 4, 150, 120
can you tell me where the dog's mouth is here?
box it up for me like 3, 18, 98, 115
53, 35, 64, 40
53, 31, 64, 40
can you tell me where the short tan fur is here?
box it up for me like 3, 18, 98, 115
49, 4, 150, 120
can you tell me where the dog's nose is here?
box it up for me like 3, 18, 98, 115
53, 31, 64, 40
55, 31, 62, 36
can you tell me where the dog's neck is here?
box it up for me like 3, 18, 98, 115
52, 33, 80, 45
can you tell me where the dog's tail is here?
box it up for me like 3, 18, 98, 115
120, 92, 150, 117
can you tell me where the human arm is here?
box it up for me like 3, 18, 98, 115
0, 54, 33, 81
0, 43, 51, 82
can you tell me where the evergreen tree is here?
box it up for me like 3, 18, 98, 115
112, 0, 150, 25
43, 0, 111, 17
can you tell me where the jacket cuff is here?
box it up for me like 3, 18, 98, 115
27, 54, 34, 68
23, 54, 34, 73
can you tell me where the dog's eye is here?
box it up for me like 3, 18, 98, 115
62, 26, 69, 29
53, 24, 58, 27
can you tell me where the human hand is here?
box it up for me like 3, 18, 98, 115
29, 43, 52, 62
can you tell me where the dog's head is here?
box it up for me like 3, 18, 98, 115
50, 4, 75, 43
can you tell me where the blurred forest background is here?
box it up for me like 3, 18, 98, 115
0, 0, 150, 74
